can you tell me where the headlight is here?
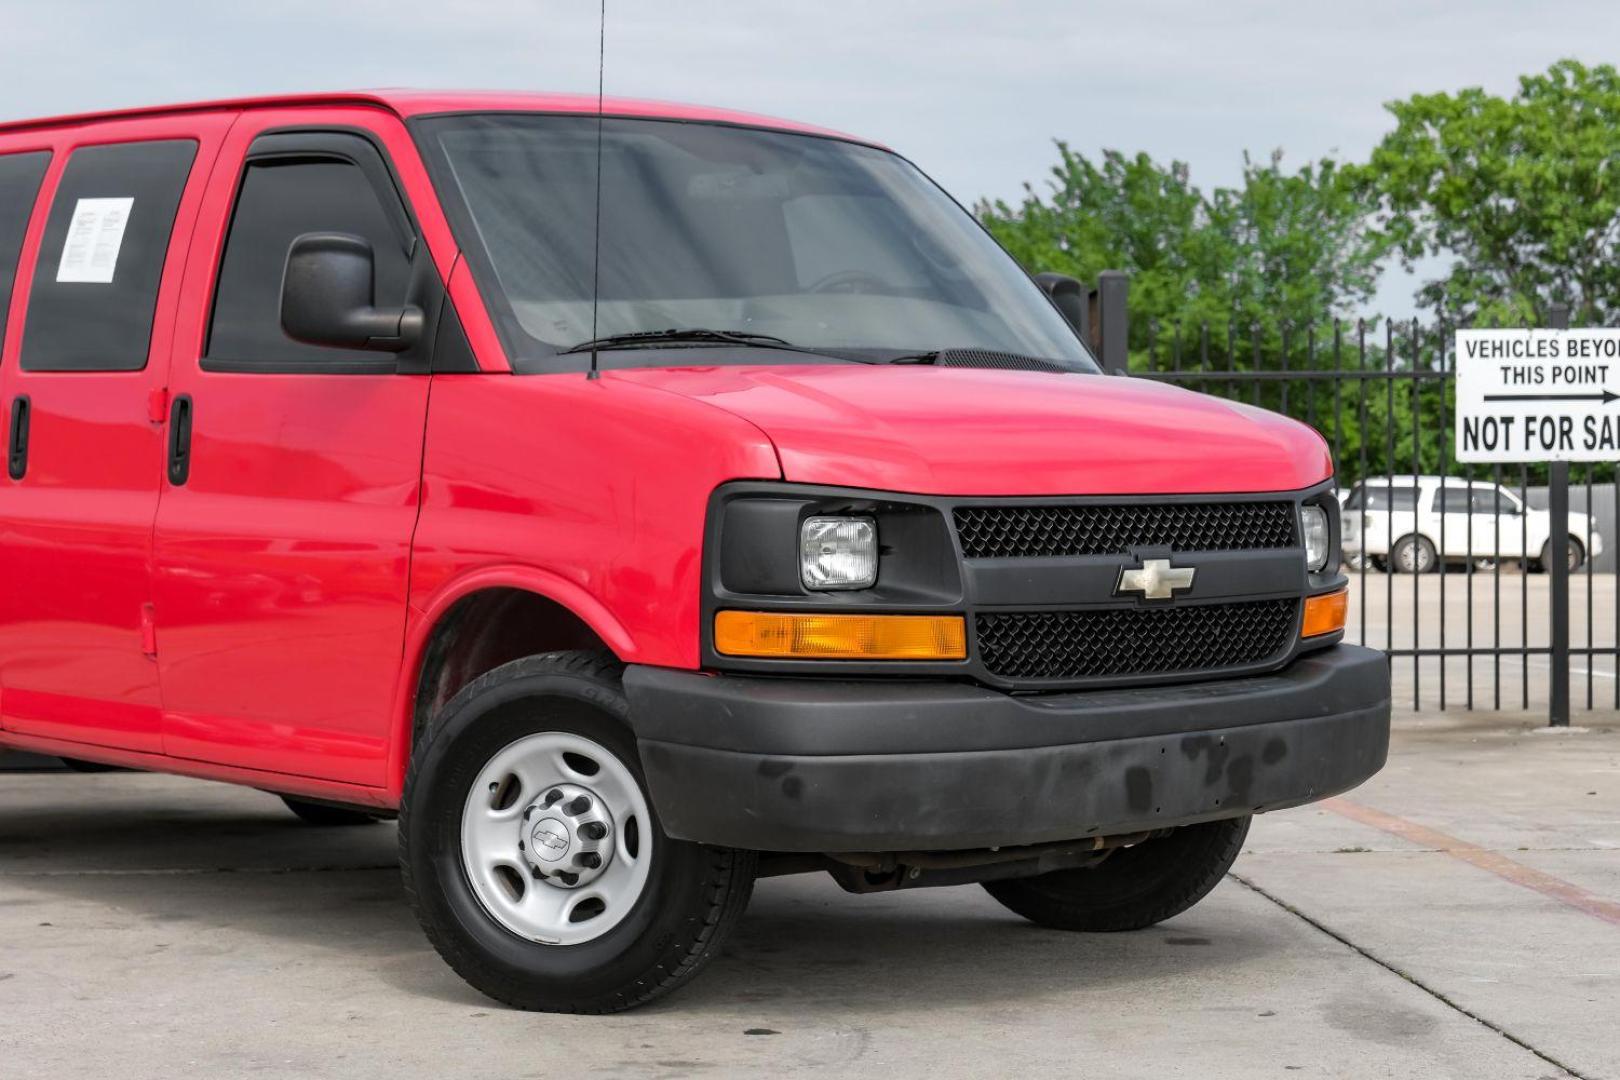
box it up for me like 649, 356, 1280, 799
800, 516, 878, 590
1301, 504, 1330, 572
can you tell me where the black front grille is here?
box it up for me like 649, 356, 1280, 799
975, 598, 1298, 682
954, 502, 1296, 559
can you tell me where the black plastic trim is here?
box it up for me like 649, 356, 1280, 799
430, 293, 479, 373
166, 393, 192, 486
7, 394, 29, 481
702, 479, 1346, 692
242, 129, 416, 251
625, 644, 1390, 851
629, 643, 1386, 756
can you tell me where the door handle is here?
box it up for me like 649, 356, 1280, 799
167, 394, 193, 486
7, 395, 29, 481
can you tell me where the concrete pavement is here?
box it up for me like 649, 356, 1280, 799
2, 711, 1617, 1079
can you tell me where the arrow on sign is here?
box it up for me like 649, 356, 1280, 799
1482, 390, 1620, 404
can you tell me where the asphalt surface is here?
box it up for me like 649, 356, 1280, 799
2, 711, 1617, 1079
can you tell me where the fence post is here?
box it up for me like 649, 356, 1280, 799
1548, 303, 1571, 727
1096, 271, 1130, 374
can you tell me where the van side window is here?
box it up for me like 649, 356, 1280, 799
0, 151, 51, 352
205, 156, 411, 371
20, 140, 196, 371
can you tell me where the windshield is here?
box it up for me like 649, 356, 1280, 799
412, 114, 1096, 373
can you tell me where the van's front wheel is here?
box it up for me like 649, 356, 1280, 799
400, 652, 755, 1013
982, 816, 1250, 932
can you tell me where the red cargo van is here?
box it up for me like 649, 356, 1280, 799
0, 91, 1388, 1012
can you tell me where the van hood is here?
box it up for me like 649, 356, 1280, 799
610, 364, 1332, 497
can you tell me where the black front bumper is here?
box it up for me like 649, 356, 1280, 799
623, 644, 1390, 853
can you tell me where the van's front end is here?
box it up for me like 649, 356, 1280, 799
403, 102, 1391, 1012
632, 473, 1383, 862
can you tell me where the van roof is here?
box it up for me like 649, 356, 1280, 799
0, 89, 876, 146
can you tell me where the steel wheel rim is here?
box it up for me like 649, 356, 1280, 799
460, 731, 653, 946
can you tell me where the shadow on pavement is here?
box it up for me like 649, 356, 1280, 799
0, 776, 1274, 1016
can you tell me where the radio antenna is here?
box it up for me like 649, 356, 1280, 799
587, 0, 606, 381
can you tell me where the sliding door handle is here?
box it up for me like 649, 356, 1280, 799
167, 394, 193, 486
7, 395, 29, 481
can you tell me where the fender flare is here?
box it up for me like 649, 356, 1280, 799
383, 564, 637, 801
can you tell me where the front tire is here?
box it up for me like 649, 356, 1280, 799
400, 652, 756, 1013
983, 816, 1250, 932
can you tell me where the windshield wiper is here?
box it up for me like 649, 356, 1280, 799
559, 328, 803, 355
559, 329, 1087, 374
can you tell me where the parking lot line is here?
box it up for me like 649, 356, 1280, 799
1325, 797, 1620, 928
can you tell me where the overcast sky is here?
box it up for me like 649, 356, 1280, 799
5, 0, 1618, 315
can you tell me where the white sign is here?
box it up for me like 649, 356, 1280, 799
55, 197, 134, 284
1455, 328, 1620, 463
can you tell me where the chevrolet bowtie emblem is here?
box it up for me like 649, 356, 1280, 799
1116, 558, 1195, 601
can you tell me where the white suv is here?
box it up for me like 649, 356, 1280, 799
1342, 476, 1602, 573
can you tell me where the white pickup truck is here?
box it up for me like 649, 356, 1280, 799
1342, 476, 1602, 573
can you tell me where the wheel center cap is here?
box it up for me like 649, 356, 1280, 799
517, 782, 614, 888
528, 817, 571, 862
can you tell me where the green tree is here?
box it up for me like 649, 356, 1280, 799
977, 145, 1386, 365
977, 145, 1206, 337
1208, 152, 1388, 339
1363, 58, 1620, 327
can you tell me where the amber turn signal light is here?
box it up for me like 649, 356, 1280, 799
1302, 588, 1349, 638
714, 611, 968, 660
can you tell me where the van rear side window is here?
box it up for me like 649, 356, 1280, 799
20, 140, 196, 372
0, 151, 50, 353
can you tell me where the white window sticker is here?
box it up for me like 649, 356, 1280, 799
55, 196, 134, 284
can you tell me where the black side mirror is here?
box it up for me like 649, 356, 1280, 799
280, 232, 423, 352
1034, 272, 1089, 338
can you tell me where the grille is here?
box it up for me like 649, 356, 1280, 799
954, 502, 1296, 559
975, 598, 1298, 682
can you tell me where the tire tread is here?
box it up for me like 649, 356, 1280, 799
399, 651, 755, 1014
983, 816, 1249, 933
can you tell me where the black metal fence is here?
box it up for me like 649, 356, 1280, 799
1138, 317, 1618, 720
